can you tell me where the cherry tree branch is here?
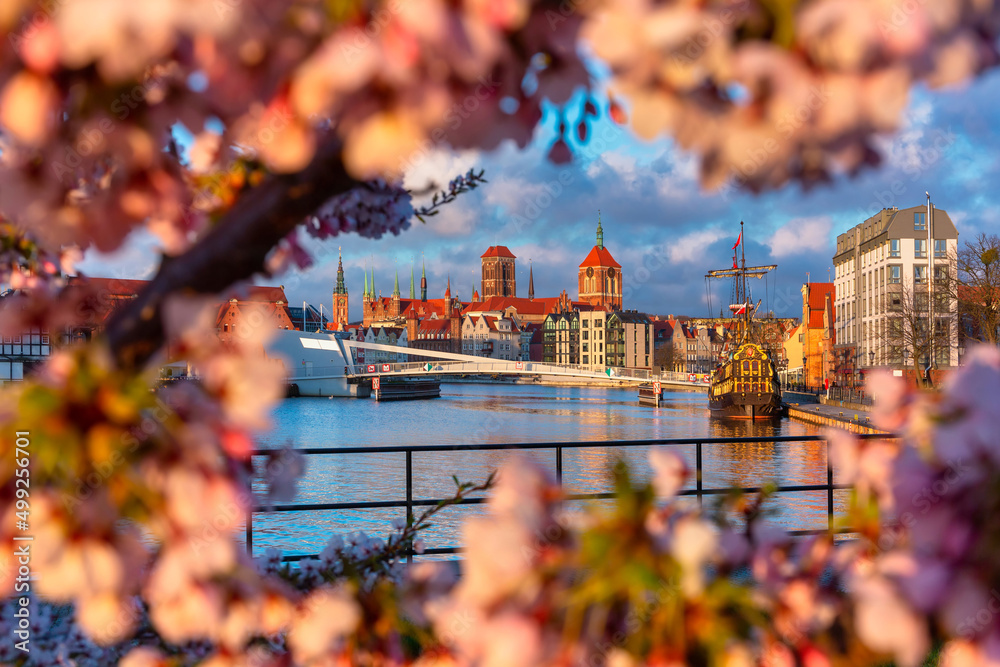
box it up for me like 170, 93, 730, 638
104, 139, 361, 371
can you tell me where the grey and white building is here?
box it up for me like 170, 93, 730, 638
833, 203, 959, 373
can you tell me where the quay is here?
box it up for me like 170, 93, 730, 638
785, 402, 884, 434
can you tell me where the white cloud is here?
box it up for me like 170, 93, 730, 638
668, 228, 727, 264
77, 228, 161, 279
767, 216, 833, 258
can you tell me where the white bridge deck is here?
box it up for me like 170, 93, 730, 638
286, 339, 708, 389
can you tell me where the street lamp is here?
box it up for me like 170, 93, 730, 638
802, 355, 807, 387
869, 350, 875, 367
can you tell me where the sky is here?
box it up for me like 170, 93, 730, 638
79, 68, 1000, 324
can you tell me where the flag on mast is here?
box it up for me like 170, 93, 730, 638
732, 230, 742, 250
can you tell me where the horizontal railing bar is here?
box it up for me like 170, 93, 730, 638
252, 484, 852, 514
251, 433, 891, 457
274, 528, 856, 562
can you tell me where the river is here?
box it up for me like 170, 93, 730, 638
251, 383, 839, 559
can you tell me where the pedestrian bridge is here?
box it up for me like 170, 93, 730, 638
286, 339, 706, 387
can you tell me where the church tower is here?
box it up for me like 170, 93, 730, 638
578, 211, 622, 311
481, 246, 517, 298
332, 248, 349, 329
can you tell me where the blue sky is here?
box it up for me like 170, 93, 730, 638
79, 69, 1000, 323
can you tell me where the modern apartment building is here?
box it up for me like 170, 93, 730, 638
607, 310, 654, 369
579, 310, 609, 370
833, 203, 959, 379
541, 311, 581, 365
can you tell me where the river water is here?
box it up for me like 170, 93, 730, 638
251, 383, 840, 559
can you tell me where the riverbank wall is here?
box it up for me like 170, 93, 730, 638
785, 404, 886, 435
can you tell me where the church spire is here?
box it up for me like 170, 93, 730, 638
410, 262, 415, 299
393, 262, 400, 298
444, 274, 451, 299
596, 210, 604, 249
363, 262, 369, 299
528, 261, 535, 300
420, 256, 427, 301
335, 247, 347, 295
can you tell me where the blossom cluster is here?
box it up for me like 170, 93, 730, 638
1, 345, 1000, 664
2, 0, 997, 268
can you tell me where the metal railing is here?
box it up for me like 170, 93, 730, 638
782, 383, 823, 395
247, 434, 891, 562
287, 361, 659, 382
827, 386, 873, 406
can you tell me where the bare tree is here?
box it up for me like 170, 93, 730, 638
654, 342, 682, 372
874, 277, 954, 378
955, 232, 1000, 346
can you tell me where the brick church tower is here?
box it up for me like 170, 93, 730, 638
481, 246, 517, 298
332, 248, 349, 329
578, 212, 622, 310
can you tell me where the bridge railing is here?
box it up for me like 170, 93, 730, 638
246, 433, 894, 562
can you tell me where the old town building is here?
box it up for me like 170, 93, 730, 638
798, 282, 835, 388
481, 246, 517, 298
331, 248, 349, 330
461, 313, 525, 361
578, 214, 623, 310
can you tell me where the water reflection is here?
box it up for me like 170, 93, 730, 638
251, 384, 843, 558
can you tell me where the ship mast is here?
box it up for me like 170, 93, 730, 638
705, 220, 776, 349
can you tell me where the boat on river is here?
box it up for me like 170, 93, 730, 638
705, 222, 784, 420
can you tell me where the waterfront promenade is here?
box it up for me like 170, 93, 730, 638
786, 401, 881, 434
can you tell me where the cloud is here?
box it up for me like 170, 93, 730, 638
668, 228, 727, 264
767, 217, 833, 259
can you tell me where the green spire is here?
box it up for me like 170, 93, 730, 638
363, 262, 369, 298
334, 247, 347, 295
393, 263, 400, 298
410, 262, 415, 299
420, 256, 427, 301
596, 209, 604, 249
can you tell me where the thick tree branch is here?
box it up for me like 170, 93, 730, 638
104, 139, 360, 371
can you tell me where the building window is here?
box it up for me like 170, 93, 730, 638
934, 239, 947, 258
914, 212, 926, 231
889, 265, 902, 284
914, 265, 927, 284
934, 266, 948, 284
583, 355, 589, 364
914, 239, 927, 258
889, 239, 900, 258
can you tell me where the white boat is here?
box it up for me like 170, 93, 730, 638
267, 329, 369, 398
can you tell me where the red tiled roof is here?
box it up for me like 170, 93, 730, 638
419, 320, 451, 331
806, 283, 834, 310
481, 246, 516, 259
579, 246, 621, 269
68, 276, 149, 297
805, 283, 834, 329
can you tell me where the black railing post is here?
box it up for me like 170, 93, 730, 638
405, 449, 414, 564
696, 441, 703, 508
246, 506, 253, 558
556, 446, 563, 485
826, 439, 835, 533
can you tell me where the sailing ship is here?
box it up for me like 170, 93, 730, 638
705, 222, 784, 419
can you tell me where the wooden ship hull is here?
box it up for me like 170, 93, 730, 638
708, 343, 784, 419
